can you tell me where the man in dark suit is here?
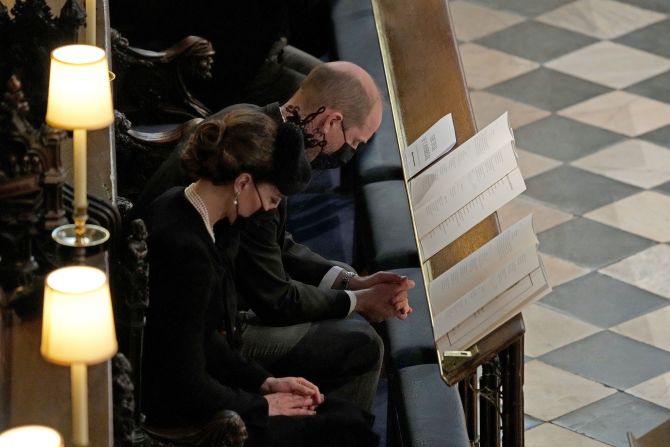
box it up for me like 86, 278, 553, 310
135, 61, 414, 411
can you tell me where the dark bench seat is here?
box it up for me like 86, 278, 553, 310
358, 180, 419, 271
389, 364, 470, 447
384, 268, 437, 372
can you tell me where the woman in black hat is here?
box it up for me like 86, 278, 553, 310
141, 107, 377, 446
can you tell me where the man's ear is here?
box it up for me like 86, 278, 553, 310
319, 110, 343, 136
234, 173, 253, 193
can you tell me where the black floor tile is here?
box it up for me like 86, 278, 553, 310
515, 115, 623, 161
615, 0, 670, 14
654, 180, 670, 196
541, 331, 670, 390
554, 392, 670, 447
487, 68, 611, 111
541, 272, 669, 328
524, 414, 543, 431
525, 166, 641, 215
639, 125, 670, 149
616, 19, 670, 59
626, 69, 670, 104
476, 21, 596, 63
538, 218, 654, 269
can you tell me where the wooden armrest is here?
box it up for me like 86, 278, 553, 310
114, 112, 203, 201
127, 117, 204, 146
114, 352, 247, 447
144, 411, 248, 447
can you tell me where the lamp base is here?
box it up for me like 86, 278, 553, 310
51, 223, 110, 248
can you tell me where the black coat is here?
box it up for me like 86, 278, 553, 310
141, 188, 379, 447
142, 187, 270, 428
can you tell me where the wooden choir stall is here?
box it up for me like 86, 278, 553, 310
0, 0, 550, 446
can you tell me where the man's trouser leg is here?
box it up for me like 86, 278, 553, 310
240, 317, 383, 412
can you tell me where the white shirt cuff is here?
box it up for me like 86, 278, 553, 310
319, 266, 344, 289
345, 290, 356, 316
319, 266, 356, 315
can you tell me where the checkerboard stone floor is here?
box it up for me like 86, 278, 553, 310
452, 0, 670, 445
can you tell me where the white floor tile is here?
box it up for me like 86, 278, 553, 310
537, 0, 665, 39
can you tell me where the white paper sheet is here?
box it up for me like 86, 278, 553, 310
412, 141, 518, 238
432, 243, 540, 337
404, 114, 457, 180
419, 167, 526, 260
436, 266, 550, 351
428, 215, 538, 315
409, 112, 513, 206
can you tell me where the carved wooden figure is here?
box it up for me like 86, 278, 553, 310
111, 30, 215, 125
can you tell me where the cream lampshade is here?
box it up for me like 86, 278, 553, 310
45, 45, 114, 248
45, 45, 113, 131
41, 266, 117, 364
41, 266, 117, 447
0, 425, 64, 447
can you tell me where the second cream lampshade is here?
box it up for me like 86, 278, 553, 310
0, 425, 64, 447
41, 265, 117, 365
41, 266, 117, 446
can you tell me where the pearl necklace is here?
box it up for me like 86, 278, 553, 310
184, 183, 215, 242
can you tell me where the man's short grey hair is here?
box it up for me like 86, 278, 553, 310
299, 64, 379, 129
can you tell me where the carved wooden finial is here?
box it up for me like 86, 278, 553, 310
11, 0, 56, 30
162, 36, 215, 81
56, 0, 85, 42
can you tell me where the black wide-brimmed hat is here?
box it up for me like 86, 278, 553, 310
269, 121, 312, 195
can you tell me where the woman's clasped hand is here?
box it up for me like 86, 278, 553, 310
261, 376, 325, 416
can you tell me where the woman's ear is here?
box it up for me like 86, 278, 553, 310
234, 173, 253, 193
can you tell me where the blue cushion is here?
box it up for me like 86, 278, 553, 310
359, 180, 419, 271
390, 364, 470, 447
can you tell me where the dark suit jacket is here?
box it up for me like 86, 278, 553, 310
134, 103, 352, 327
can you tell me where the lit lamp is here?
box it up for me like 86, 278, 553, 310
0, 426, 63, 447
41, 266, 117, 447
46, 45, 114, 248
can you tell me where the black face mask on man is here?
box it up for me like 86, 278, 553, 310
284, 105, 356, 170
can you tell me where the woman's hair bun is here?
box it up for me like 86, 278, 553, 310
179, 107, 310, 195
195, 121, 225, 153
